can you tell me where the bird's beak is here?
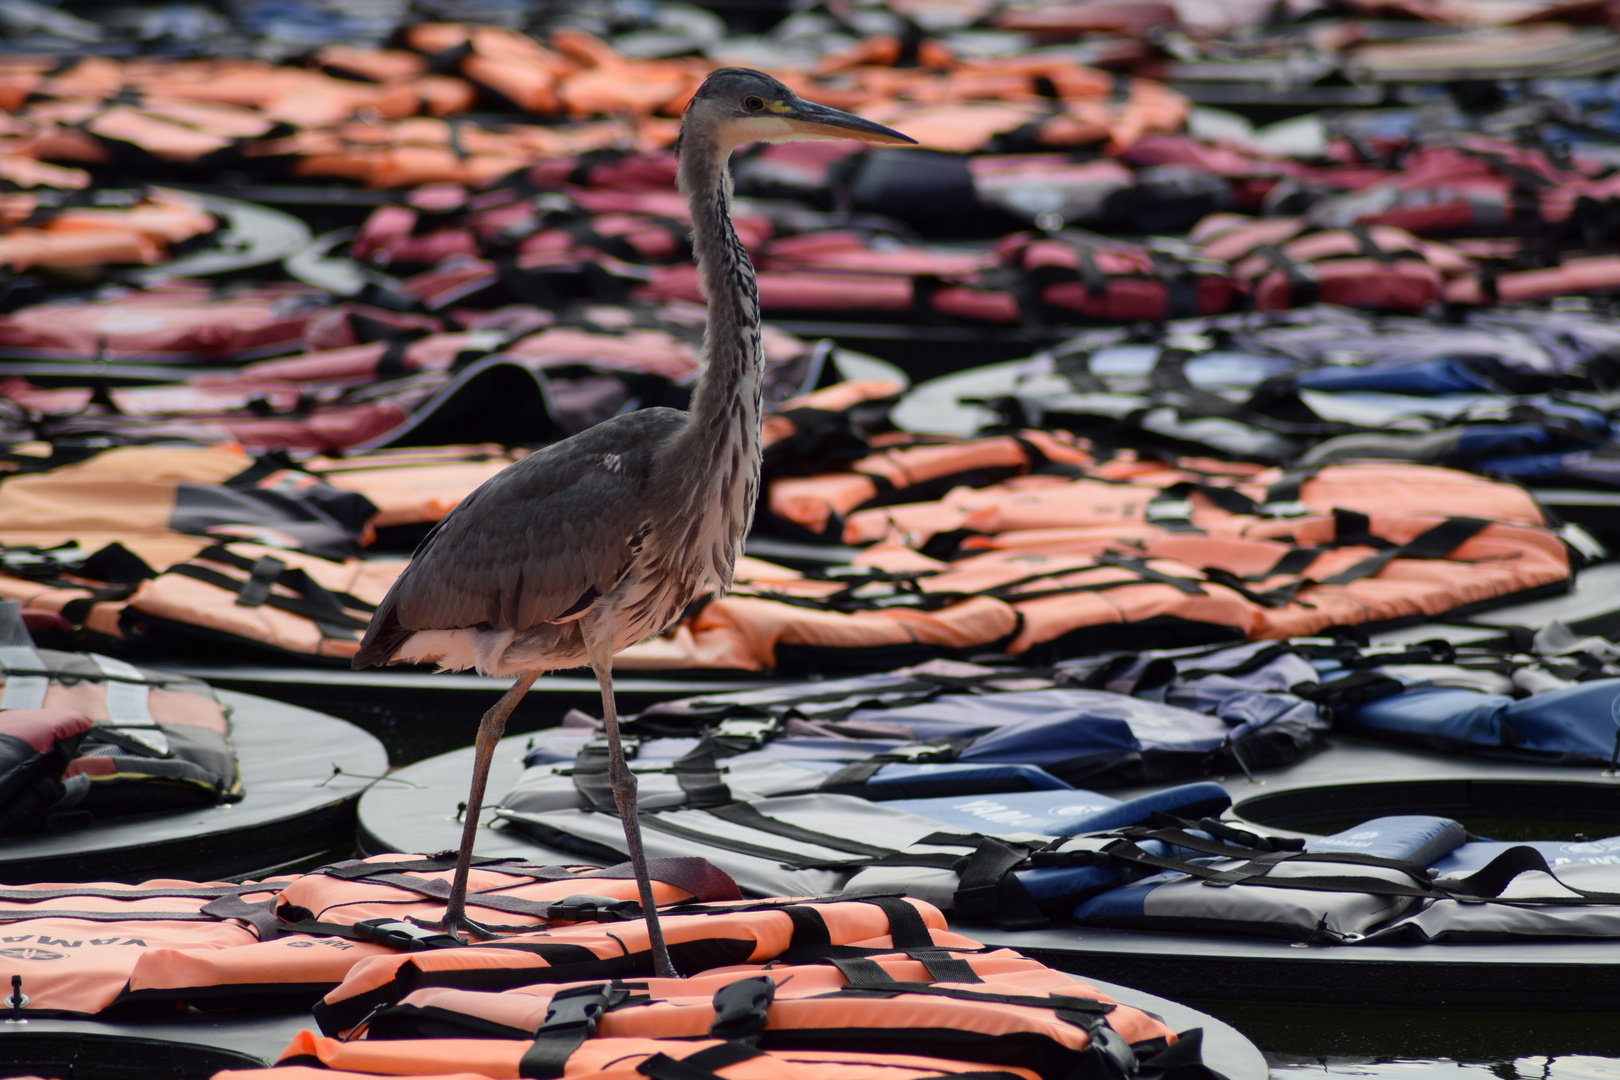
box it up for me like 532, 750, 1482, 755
776, 99, 917, 145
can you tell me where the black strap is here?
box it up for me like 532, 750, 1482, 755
635, 812, 856, 870
1253, 244, 1319, 306
701, 804, 897, 859
1317, 517, 1491, 587
170, 547, 374, 639
833, 982, 1114, 1016
671, 733, 733, 809
952, 837, 1049, 931
1347, 224, 1395, 264
518, 982, 613, 1079
636, 1043, 762, 1080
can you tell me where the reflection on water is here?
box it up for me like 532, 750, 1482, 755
1192, 1003, 1620, 1078
1273, 1058, 1620, 1080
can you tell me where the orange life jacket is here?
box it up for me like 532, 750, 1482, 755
768, 432, 1090, 539
314, 895, 951, 1037
257, 1040, 1046, 1080
122, 543, 404, 662
297, 955, 1182, 1080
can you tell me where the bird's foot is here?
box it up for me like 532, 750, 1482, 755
407, 912, 501, 944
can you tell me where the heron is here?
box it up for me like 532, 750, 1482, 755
353, 69, 913, 977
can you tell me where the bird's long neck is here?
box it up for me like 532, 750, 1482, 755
671, 133, 764, 587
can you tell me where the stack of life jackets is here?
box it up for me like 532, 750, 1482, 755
0, 851, 738, 1017
0, 843, 1226, 1080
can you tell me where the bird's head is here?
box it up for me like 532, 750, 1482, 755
676, 68, 915, 157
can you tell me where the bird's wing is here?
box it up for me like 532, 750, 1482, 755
379, 408, 688, 636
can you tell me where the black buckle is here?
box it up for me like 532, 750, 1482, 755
349, 918, 462, 951
541, 982, 613, 1035
709, 976, 775, 1043
545, 894, 642, 923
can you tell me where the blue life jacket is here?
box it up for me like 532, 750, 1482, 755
1070, 814, 1467, 940
1340, 677, 1620, 764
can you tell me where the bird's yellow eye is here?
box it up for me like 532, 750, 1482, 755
743, 96, 764, 112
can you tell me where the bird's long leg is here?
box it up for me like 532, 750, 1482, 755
437, 671, 539, 940
587, 648, 677, 979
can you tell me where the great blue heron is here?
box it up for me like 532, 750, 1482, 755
353, 69, 913, 976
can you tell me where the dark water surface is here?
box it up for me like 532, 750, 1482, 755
1203, 995, 1620, 1077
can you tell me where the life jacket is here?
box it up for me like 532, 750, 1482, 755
521, 638, 1328, 797
1192, 214, 1468, 312
0, 539, 180, 641
611, 492, 1568, 673
288, 947, 1214, 1080
402, 24, 571, 113
331, 960, 1184, 1079
956, 336, 1316, 462
255, 1040, 1054, 1080
766, 431, 1090, 540
834, 785, 1232, 928
545, 29, 711, 119
1380, 858, 1620, 943
275, 852, 737, 942
0, 444, 378, 561
1297, 399, 1612, 471
121, 542, 404, 662
1306, 646, 1620, 764
0, 707, 90, 833
836, 460, 1549, 546
1444, 253, 1620, 306
0, 876, 358, 1017
851, 75, 1187, 155
351, 191, 772, 273
313, 894, 958, 1037
497, 781, 1227, 924
304, 448, 522, 530
979, 232, 1244, 325
515, 148, 680, 192
250, 116, 645, 190
1073, 812, 1620, 945
0, 600, 242, 817
0, 283, 325, 362
760, 378, 906, 479
0, 191, 215, 272
1069, 814, 1469, 941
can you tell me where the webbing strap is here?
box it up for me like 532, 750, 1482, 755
0, 910, 227, 923
0, 884, 249, 902
89, 653, 169, 757
671, 734, 733, 809
1317, 516, 1492, 587
831, 982, 1114, 1016
517, 982, 613, 1079
701, 804, 897, 859
569, 739, 617, 812
319, 855, 580, 880
953, 837, 1049, 931
636, 1043, 762, 1080
169, 561, 370, 639
818, 740, 967, 791
1096, 830, 1620, 907
1253, 244, 1319, 306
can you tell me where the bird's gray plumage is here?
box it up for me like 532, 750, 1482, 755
355, 407, 689, 669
